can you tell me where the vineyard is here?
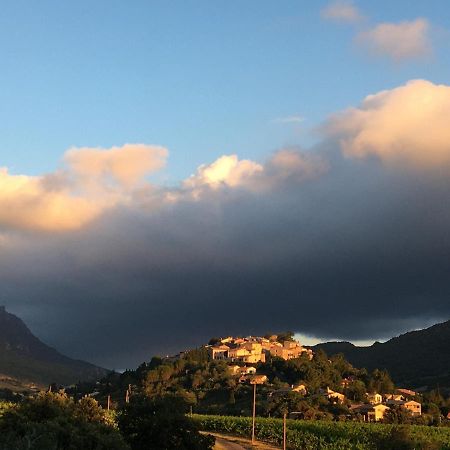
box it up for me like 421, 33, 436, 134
193, 414, 450, 450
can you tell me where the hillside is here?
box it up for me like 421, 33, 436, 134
313, 319, 450, 389
0, 306, 107, 388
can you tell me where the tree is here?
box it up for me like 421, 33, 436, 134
368, 369, 394, 394
276, 331, 295, 343
383, 405, 413, 424
118, 395, 214, 450
344, 380, 366, 402
0, 392, 128, 450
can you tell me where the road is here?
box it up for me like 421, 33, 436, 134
213, 436, 247, 450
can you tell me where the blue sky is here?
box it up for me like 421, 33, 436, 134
1, 0, 449, 183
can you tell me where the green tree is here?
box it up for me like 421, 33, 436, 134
0, 392, 128, 450
118, 395, 214, 450
383, 405, 413, 424
368, 369, 394, 394
344, 380, 367, 402
276, 331, 295, 343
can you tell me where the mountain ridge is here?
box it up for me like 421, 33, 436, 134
0, 306, 108, 388
312, 318, 450, 388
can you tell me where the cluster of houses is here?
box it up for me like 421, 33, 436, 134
204, 334, 424, 422
269, 384, 422, 422
323, 386, 422, 422
352, 390, 422, 421
206, 334, 312, 386
207, 335, 313, 364
261, 382, 423, 422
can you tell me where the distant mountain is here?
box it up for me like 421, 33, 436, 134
0, 306, 107, 388
312, 319, 450, 389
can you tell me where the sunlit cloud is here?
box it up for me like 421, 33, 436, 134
183, 154, 263, 192
65, 143, 168, 188
325, 79, 450, 168
180, 150, 328, 198
0, 144, 168, 232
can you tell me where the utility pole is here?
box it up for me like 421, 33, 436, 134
107, 395, 111, 411
252, 382, 257, 445
250, 376, 266, 445
283, 412, 287, 450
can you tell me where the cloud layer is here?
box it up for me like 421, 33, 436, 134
1, 80, 450, 368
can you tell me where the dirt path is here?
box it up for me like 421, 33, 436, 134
214, 435, 247, 450
206, 432, 281, 450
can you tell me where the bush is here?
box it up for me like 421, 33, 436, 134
118, 395, 214, 450
0, 392, 129, 450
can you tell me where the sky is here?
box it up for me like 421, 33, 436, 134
1, 1, 450, 368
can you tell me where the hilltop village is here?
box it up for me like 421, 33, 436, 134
208, 334, 314, 364
66, 332, 448, 426
201, 334, 423, 422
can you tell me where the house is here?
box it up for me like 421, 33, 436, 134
351, 404, 390, 422
385, 393, 404, 401
209, 345, 229, 360
396, 388, 416, 398
231, 366, 256, 376
228, 365, 242, 375
367, 393, 383, 405
242, 366, 257, 375
228, 345, 265, 363
322, 387, 346, 403
292, 384, 307, 394
249, 374, 268, 385
269, 340, 304, 360
385, 399, 422, 416
240, 374, 268, 384
403, 400, 421, 416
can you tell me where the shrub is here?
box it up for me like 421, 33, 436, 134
0, 392, 128, 450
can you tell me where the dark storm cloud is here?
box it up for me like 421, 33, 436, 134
1, 153, 450, 368
2, 79, 450, 368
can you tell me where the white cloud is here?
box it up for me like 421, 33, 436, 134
325, 79, 450, 168
65, 143, 168, 188
321, 0, 363, 24
357, 19, 431, 61
180, 150, 328, 199
183, 155, 263, 192
0, 168, 100, 232
0, 144, 168, 232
